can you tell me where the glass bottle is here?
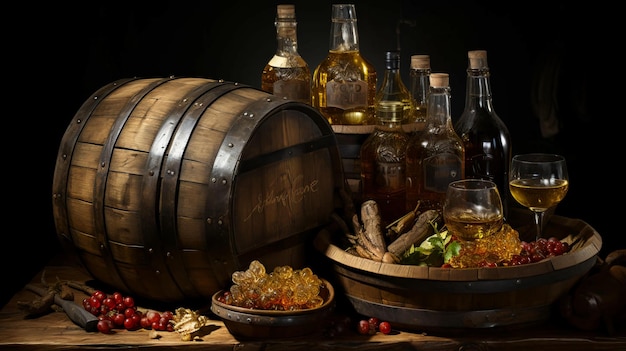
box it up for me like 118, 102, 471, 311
261, 4, 311, 104
311, 3, 377, 125
409, 54, 431, 123
405, 73, 465, 213
454, 50, 512, 218
374, 50, 413, 124
360, 53, 411, 226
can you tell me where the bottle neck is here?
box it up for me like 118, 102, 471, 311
329, 5, 359, 52
410, 68, 430, 102
464, 67, 494, 111
426, 85, 453, 127
275, 19, 300, 56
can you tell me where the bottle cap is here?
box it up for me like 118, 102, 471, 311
410, 55, 430, 69
468, 50, 488, 69
430, 73, 449, 87
385, 51, 401, 70
277, 4, 295, 19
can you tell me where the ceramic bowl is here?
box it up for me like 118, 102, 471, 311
210, 278, 335, 339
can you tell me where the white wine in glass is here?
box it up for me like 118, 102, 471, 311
509, 153, 568, 241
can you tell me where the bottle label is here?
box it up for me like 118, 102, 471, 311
375, 162, 405, 190
274, 79, 310, 103
326, 80, 368, 109
423, 154, 462, 193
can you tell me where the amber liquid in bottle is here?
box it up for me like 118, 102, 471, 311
360, 51, 411, 226
261, 4, 311, 104
405, 73, 465, 213
312, 4, 376, 124
409, 54, 431, 123
454, 50, 511, 217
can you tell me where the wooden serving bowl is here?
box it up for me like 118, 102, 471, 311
210, 279, 335, 339
314, 215, 601, 331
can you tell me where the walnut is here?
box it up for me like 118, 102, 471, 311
171, 307, 211, 341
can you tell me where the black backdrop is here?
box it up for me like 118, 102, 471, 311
4, 0, 615, 307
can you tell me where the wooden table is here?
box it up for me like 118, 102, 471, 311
1, 259, 624, 351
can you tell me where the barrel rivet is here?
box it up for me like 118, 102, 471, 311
221, 179, 227, 185
62, 154, 67, 159
167, 169, 175, 175
100, 161, 105, 167
211, 177, 217, 183
155, 270, 161, 275
93, 96, 98, 100
228, 143, 234, 148
248, 113, 254, 118
166, 252, 172, 258
76, 118, 82, 124
182, 98, 188, 103
218, 219, 223, 226
207, 218, 212, 224
149, 170, 154, 176
266, 97, 272, 102
100, 244, 105, 250
148, 248, 153, 253
516, 279, 522, 285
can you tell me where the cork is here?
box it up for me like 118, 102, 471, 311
468, 50, 488, 69
430, 73, 449, 88
277, 4, 295, 19
411, 55, 430, 69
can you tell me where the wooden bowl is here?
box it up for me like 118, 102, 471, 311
314, 215, 601, 331
210, 279, 335, 339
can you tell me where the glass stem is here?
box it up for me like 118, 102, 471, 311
533, 211, 544, 241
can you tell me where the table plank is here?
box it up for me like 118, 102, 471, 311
1, 262, 624, 351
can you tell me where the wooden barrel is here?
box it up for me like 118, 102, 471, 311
315, 215, 602, 330
331, 123, 424, 206
52, 77, 345, 303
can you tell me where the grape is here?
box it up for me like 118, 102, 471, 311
357, 319, 370, 335
379, 321, 392, 334
82, 291, 174, 334
97, 319, 113, 334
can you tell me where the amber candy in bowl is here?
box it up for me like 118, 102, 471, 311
210, 278, 335, 339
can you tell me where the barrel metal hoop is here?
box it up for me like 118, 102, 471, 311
157, 81, 247, 298
52, 78, 137, 249
93, 77, 176, 295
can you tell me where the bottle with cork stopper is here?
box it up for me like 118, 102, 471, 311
261, 4, 311, 104
405, 72, 465, 213
454, 50, 512, 218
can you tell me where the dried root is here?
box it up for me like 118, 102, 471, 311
347, 200, 440, 264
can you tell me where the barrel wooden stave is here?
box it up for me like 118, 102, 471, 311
53, 77, 343, 302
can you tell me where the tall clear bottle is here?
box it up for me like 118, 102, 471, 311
405, 73, 465, 213
409, 54, 431, 123
454, 50, 512, 218
312, 4, 377, 125
261, 4, 311, 104
360, 52, 411, 226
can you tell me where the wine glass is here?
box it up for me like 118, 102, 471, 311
509, 153, 568, 241
443, 179, 504, 241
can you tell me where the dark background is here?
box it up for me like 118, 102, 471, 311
4, 1, 617, 307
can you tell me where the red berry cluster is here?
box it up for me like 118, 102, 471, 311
357, 317, 392, 335
82, 290, 174, 334
506, 237, 570, 266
